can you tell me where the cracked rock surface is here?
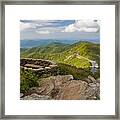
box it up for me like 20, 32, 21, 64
21, 75, 100, 100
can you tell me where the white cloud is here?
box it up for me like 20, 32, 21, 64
20, 22, 34, 31
62, 24, 77, 32
62, 20, 99, 33
20, 22, 31, 30
36, 30, 50, 34
78, 28, 98, 32
20, 20, 59, 31
20, 21, 46, 31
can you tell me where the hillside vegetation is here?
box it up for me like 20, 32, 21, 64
21, 41, 100, 68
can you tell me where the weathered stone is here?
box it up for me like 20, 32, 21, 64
20, 58, 59, 78
21, 74, 100, 100
29, 87, 46, 95
88, 75, 96, 83
45, 67, 51, 69
96, 82, 100, 87
89, 83, 97, 88
21, 93, 50, 100
55, 80, 88, 100
37, 75, 73, 95
38, 78, 55, 95
49, 64, 58, 68
82, 78, 93, 83
20, 58, 58, 71
83, 82, 100, 100
66, 75, 74, 81
24, 64, 40, 68
20, 93, 24, 98
33, 68, 44, 71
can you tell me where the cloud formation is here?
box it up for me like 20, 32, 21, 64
20, 20, 100, 41
36, 30, 50, 34
20, 22, 32, 31
20, 20, 75, 31
62, 20, 99, 33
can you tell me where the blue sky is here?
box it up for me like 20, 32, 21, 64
20, 20, 100, 42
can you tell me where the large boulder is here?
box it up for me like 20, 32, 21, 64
21, 75, 100, 100
24, 75, 74, 97
55, 80, 88, 100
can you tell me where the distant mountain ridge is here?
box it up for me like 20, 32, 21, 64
20, 38, 100, 48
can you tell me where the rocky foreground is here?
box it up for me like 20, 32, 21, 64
20, 75, 100, 100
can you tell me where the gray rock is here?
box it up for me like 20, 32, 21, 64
21, 75, 100, 100
20, 93, 24, 98
21, 93, 50, 100
55, 80, 88, 100
96, 82, 100, 87
83, 78, 93, 83
88, 75, 96, 83
45, 67, 51, 69
89, 83, 97, 88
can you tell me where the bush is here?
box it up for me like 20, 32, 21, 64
58, 63, 89, 80
20, 68, 39, 93
58, 63, 100, 80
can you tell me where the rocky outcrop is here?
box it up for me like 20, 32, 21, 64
21, 58, 56, 66
20, 94, 51, 100
20, 58, 57, 70
21, 75, 100, 100
20, 58, 59, 77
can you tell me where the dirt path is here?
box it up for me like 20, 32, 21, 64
64, 53, 98, 68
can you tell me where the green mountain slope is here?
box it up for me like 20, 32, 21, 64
21, 41, 100, 68
21, 42, 69, 56
61, 42, 100, 68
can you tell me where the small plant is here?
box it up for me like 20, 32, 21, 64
20, 68, 39, 93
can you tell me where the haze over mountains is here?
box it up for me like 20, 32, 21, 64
21, 38, 100, 48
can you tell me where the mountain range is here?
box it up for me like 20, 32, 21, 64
21, 41, 100, 69
20, 39, 100, 48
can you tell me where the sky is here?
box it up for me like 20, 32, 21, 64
20, 20, 100, 41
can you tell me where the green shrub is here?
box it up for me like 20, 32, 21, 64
58, 63, 89, 80
20, 68, 39, 93
58, 63, 100, 80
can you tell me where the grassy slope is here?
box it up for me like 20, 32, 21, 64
21, 41, 100, 68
